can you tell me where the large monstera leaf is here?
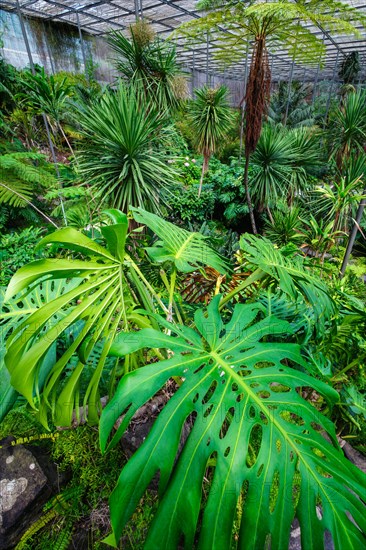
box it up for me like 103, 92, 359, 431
100, 297, 366, 549
0, 279, 79, 421
3, 213, 156, 427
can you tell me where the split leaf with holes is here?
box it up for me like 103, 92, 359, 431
100, 296, 366, 549
3, 212, 162, 427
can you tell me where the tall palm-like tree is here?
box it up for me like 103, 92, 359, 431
108, 20, 186, 111
189, 85, 234, 196
19, 68, 74, 156
329, 89, 366, 172
75, 82, 178, 214
180, 0, 365, 232
251, 125, 322, 211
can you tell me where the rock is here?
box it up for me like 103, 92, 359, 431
289, 518, 334, 549
0, 437, 60, 548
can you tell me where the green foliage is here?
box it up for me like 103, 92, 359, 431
75, 82, 178, 213
3, 215, 142, 427
19, 68, 72, 126
233, 233, 335, 331
328, 89, 366, 169
131, 206, 229, 274
0, 152, 56, 208
264, 206, 302, 246
189, 85, 234, 160
250, 125, 323, 209
0, 226, 44, 285
167, 183, 215, 223
100, 296, 366, 549
313, 176, 366, 234
206, 158, 248, 226
338, 51, 361, 84
2, 209, 227, 427
180, 1, 364, 68
108, 20, 185, 111
268, 81, 315, 127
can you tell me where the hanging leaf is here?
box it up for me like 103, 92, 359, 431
131, 206, 230, 273
100, 296, 365, 549
238, 234, 335, 331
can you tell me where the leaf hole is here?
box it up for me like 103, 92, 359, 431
194, 364, 205, 374
250, 382, 260, 388
193, 393, 199, 404
270, 382, 290, 393
232, 383, 238, 391
324, 530, 334, 550
254, 361, 275, 369
280, 411, 305, 426
316, 466, 332, 478
219, 407, 235, 439
204, 404, 214, 418
269, 471, 280, 513
206, 438, 211, 446
239, 369, 252, 377
224, 447, 231, 457
311, 447, 326, 459
202, 380, 218, 404
259, 412, 268, 425
257, 390, 271, 399
246, 424, 262, 468
276, 439, 281, 453
249, 406, 256, 418
236, 393, 244, 402
257, 464, 264, 477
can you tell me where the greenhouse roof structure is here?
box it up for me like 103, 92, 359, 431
1, 0, 366, 82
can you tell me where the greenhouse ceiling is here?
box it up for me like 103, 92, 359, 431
1, 0, 366, 82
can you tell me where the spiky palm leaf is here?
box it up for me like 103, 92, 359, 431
108, 21, 183, 111
100, 296, 366, 549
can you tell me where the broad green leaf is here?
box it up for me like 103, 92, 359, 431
238, 234, 335, 330
131, 206, 230, 273
0, 280, 78, 421
100, 297, 366, 550
3, 218, 160, 427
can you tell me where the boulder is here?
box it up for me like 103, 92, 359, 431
0, 437, 59, 548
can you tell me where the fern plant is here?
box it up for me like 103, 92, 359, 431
100, 296, 366, 549
0, 152, 55, 208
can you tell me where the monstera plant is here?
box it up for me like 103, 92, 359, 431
2, 209, 227, 427
100, 296, 366, 549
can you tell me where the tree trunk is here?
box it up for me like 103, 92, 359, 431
243, 150, 257, 234
198, 152, 210, 197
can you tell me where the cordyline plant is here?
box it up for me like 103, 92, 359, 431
178, 0, 365, 233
